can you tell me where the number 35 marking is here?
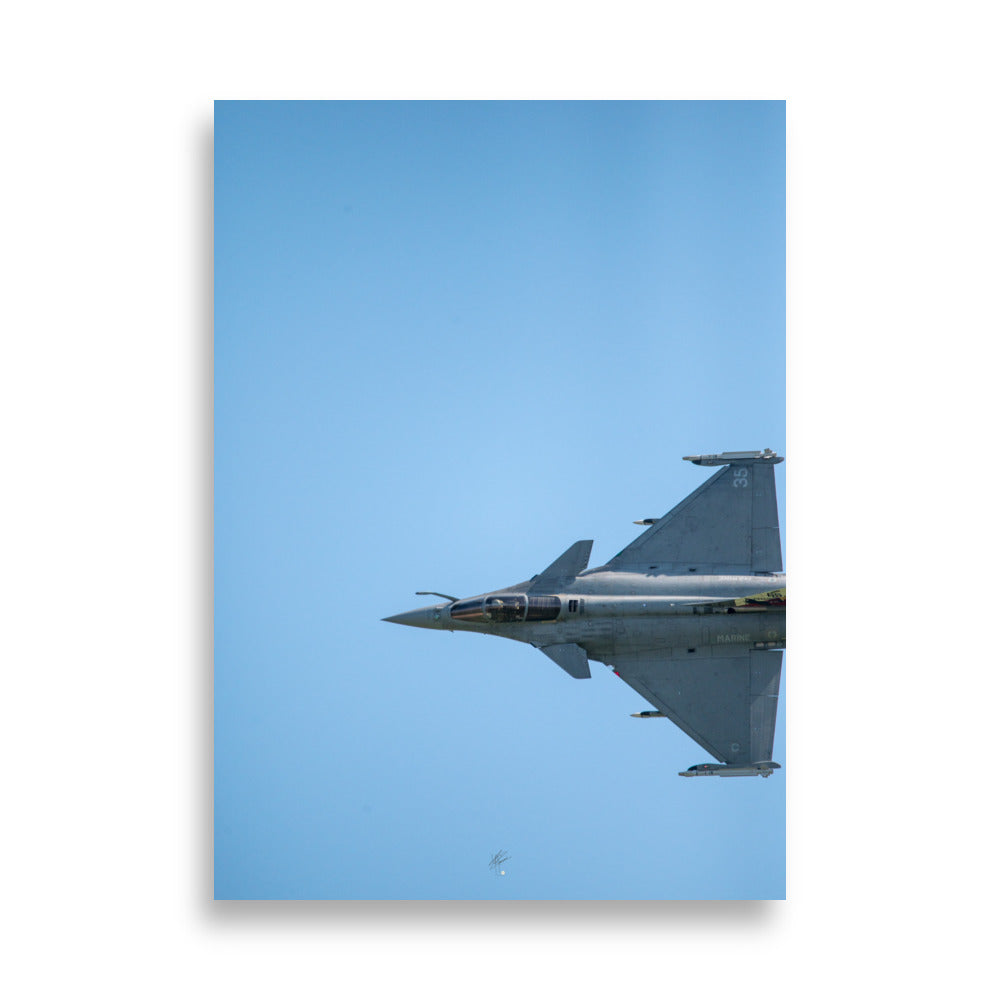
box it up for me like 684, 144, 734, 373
733, 468, 749, 488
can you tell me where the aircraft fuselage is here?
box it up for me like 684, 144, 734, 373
386, 572, 786, 664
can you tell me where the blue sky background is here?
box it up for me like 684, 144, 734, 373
215, 100, 785, 900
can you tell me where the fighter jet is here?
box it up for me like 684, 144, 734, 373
384, 450, 785, 778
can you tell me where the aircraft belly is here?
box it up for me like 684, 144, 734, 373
577, 618, 615, 660
518, 619, 615, 660
612, 611, 784, 657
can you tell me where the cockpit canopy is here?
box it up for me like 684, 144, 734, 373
450, 594, 561, 624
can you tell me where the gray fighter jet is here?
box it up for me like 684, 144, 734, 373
384, 450, 785, 778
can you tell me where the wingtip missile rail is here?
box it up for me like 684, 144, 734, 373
683, 449, 783, 466
679, 761, 781, 778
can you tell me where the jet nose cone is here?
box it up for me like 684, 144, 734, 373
382, 603, 447, 629
382, 609, 423, 626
